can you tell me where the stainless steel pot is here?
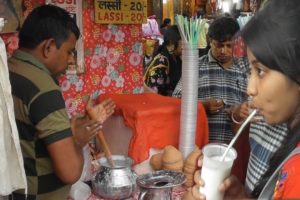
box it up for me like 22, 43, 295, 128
92, 155, 137, 199
137, 170, 186, 200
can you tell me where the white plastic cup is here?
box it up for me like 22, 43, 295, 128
200, 143, 237, 200
69, 181, 91, 200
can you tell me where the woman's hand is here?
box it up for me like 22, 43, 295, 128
190, 156, 206, 200
219, 175, 249, 200
192, 169, 206, 200
193, 155, 248, 200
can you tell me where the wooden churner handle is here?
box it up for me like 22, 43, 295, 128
86, 105, 115, 167
96, 130, 114, 167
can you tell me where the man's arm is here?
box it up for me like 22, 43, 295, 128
47, 136, 83, 184
172, 78, 182, 98
31, 89, 102, 184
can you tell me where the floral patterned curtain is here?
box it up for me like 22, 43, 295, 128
1, 0, 144, 116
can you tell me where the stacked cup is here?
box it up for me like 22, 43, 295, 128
179, 42, 199, 158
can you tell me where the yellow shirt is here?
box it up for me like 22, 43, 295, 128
198, 22, 209, 49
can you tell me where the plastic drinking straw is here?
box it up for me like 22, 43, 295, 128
176, 14, 207, 157
220, 109, 257, 162
175, 15, 188, 43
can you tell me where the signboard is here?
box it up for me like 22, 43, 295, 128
46, 0, 77, 13
94, 0, 147, 24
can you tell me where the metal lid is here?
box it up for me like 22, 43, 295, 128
136, 170, 186, 189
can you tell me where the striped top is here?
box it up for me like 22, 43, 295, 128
8, 50, 72, 200
173, 50, 249, 143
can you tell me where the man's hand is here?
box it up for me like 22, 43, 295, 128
202, 98, 224, 114
231, 102, 250, 122
86, 97, 116, 123
71, 116, 102, 148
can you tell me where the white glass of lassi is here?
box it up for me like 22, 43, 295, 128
200, 143, 237, 200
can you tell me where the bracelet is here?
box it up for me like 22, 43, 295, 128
231, 112, 243, 124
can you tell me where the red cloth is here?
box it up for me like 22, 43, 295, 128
98, 93, 209, 164
231, 126, 250, 184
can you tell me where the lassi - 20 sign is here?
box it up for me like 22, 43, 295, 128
94, 0, 147, 24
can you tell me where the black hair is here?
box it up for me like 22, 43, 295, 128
162, 18, 171, 26
19, 4, 80, 49
241, 0, 300, 84
240, 0, 300, 197
163, 25, 181, 47
196, 5, 206, 18
160, 18, 171, 29
208, 16, 240, 42
241, 0, 300, 85
251, 125, 300, 197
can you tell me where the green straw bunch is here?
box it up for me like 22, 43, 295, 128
175, 14, 207, 46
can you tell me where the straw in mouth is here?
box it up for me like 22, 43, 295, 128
220, 109, 257, 162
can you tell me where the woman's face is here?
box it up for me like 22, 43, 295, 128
174, 39, 182, 57
247, 48, 300, 126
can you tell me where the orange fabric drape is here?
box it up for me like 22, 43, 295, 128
98, 93, 209, 164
